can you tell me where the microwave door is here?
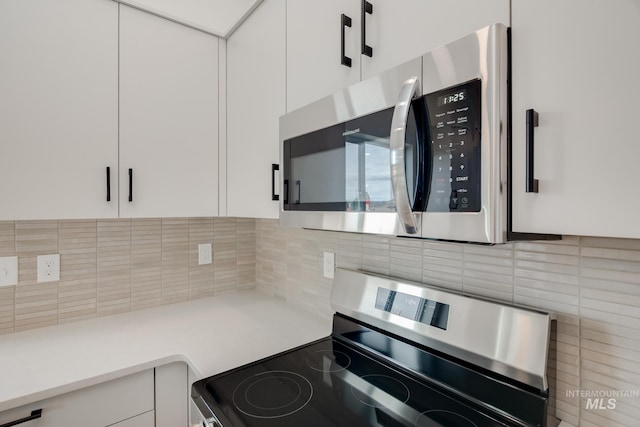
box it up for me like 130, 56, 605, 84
280, 57, 424, 236
346, 129, 408, 215
390, 76, 425, 235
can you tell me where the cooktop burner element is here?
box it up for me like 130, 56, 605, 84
306, 349, 351, 372
192, 269, 556, 427
350, 374, 410, 408
415, 410, 478, 427
232, 370, 313, 419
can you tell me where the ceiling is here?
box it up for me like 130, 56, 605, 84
117, 0, 263, 38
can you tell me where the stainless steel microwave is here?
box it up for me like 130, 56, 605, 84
280, 24, 509, 244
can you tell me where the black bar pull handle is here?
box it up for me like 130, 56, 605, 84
283, 179, 289, 205
271, 164, 280, 201
0, 409, 43, 427
361, 0, 373, 57
128, 168, 133, 202
341, 14, 352, 67
106, 166, 111, 202
526, 109, 539, 193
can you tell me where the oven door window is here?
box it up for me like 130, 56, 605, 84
283, 103, 424, 212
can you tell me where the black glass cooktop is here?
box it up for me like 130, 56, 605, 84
192, 314, 548, 427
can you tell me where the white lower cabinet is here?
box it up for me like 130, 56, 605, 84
111, 410, 155, 427
0, 370, 153, 427
155, 362, 189, 427
0, 364, 191, 427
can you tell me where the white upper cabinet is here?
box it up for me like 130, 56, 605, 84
117, 0, 260, 37
0, 1, 220, 221
286, 0, 509, 113
0, 0, 118, 220
286, 0, 361, 112
227, 0, 286, 219
119, 6, 219, 218
361, 0, 509, 79
511, 0, 640, 238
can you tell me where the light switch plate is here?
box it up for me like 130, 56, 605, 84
323, 252, 335, 279
198, 243, 212, 265
0, 256, 18, 287
37, 254, 60, 283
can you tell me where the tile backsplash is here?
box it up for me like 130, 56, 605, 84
2, 217, 639, 425
255, 219, 640, 427
0, 218, 255, 334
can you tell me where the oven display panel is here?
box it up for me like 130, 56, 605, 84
425, 79, 482, 212
375, 287, 449, 330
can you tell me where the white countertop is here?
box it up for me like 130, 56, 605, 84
0, 290, 331, 412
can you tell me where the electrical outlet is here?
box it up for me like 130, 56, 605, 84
37, 254, 60, 283
323, 252, 335, 279
0, 256, 18, 287
198, 243, 212, 265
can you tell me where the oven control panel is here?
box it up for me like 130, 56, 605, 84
375, 287, 449, 330
424, 79, 482, 212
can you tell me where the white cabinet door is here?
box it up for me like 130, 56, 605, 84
361, 0, 510, 79
155, 362, 188, 427
511, 0, 640, 238
286, 0, 361, 112
227, 0, 285, 219
286, 0, 508, 111
0, 370, 153, 427
119, 5, 219, 218
0, 0, 118, 220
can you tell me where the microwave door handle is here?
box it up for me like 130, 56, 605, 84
390, 76, 421, 234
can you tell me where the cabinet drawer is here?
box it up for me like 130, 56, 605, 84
0, 370, 154, 427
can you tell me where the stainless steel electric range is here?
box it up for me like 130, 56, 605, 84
191, 269, 558, 427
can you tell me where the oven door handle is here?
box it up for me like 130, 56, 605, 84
390, 76, 421, 234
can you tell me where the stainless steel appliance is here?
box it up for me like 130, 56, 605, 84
280, 24, 515, 243
192, 269, 558, 427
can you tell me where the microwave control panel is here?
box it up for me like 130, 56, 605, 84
424, 79, 482, 213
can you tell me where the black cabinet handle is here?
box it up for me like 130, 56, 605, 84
106, 166, 111, 202
271, 164, 280, 201
128, 168, 133, 202
0, 409, 42, 427
283, 179, 289, 205
526, 109, 539, 193
361, 0, 373, 57
341, 14, 352, 67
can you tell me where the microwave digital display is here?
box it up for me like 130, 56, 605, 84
437, 89, 467, 106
